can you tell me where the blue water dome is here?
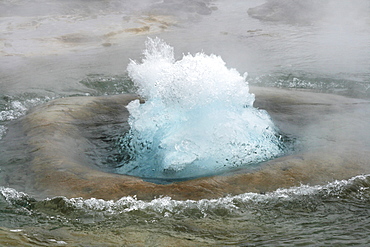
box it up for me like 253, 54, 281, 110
116, 37, 285, 182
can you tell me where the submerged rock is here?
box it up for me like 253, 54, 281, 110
1, 88, 370, 200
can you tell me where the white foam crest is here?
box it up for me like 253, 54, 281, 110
0, 125, 7, 139
67, 197, 117, 212
58, 195, 239, 218
0, 97, 52, 122
0, 187, 30, 203
128, 38, 254, 108
0, 101, 27, 121
55, 174, 370, 216
2, 174, 369, 217
0, 187, 33, 215
233, 174, 370, 205
119, 38, 284, 178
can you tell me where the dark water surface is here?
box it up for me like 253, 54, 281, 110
1, 0, 370, 245
1, 176, 370, 246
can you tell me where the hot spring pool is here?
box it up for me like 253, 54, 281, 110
1, 0, 370, 245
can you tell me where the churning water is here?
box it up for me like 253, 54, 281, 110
1, 175, 370, 245
1, 0, 370, 245
116, 38, 285, 180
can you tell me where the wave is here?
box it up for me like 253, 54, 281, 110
2, 174, 369, 220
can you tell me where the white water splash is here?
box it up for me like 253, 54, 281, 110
0, 97, 53, 122
1, 174, 369, 218
117, 37, 284, 179
0, 125, 6, 139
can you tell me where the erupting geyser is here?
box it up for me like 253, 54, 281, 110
117, 38, 285, 180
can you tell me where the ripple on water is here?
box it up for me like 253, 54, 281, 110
1, 174, 370, 245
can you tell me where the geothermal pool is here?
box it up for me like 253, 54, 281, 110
1, 0, 370, 245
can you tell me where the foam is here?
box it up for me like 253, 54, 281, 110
117, 38, 284, 179
2, 174, 369, 218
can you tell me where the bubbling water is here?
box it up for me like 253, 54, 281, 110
117, 37, 285, 180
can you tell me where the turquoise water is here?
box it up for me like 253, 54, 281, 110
1, 0, 370, 245
116, 37, 285, 180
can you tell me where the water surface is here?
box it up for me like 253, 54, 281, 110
1, 0, 370, 245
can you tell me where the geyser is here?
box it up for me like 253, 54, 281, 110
116, 38, 286, 180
